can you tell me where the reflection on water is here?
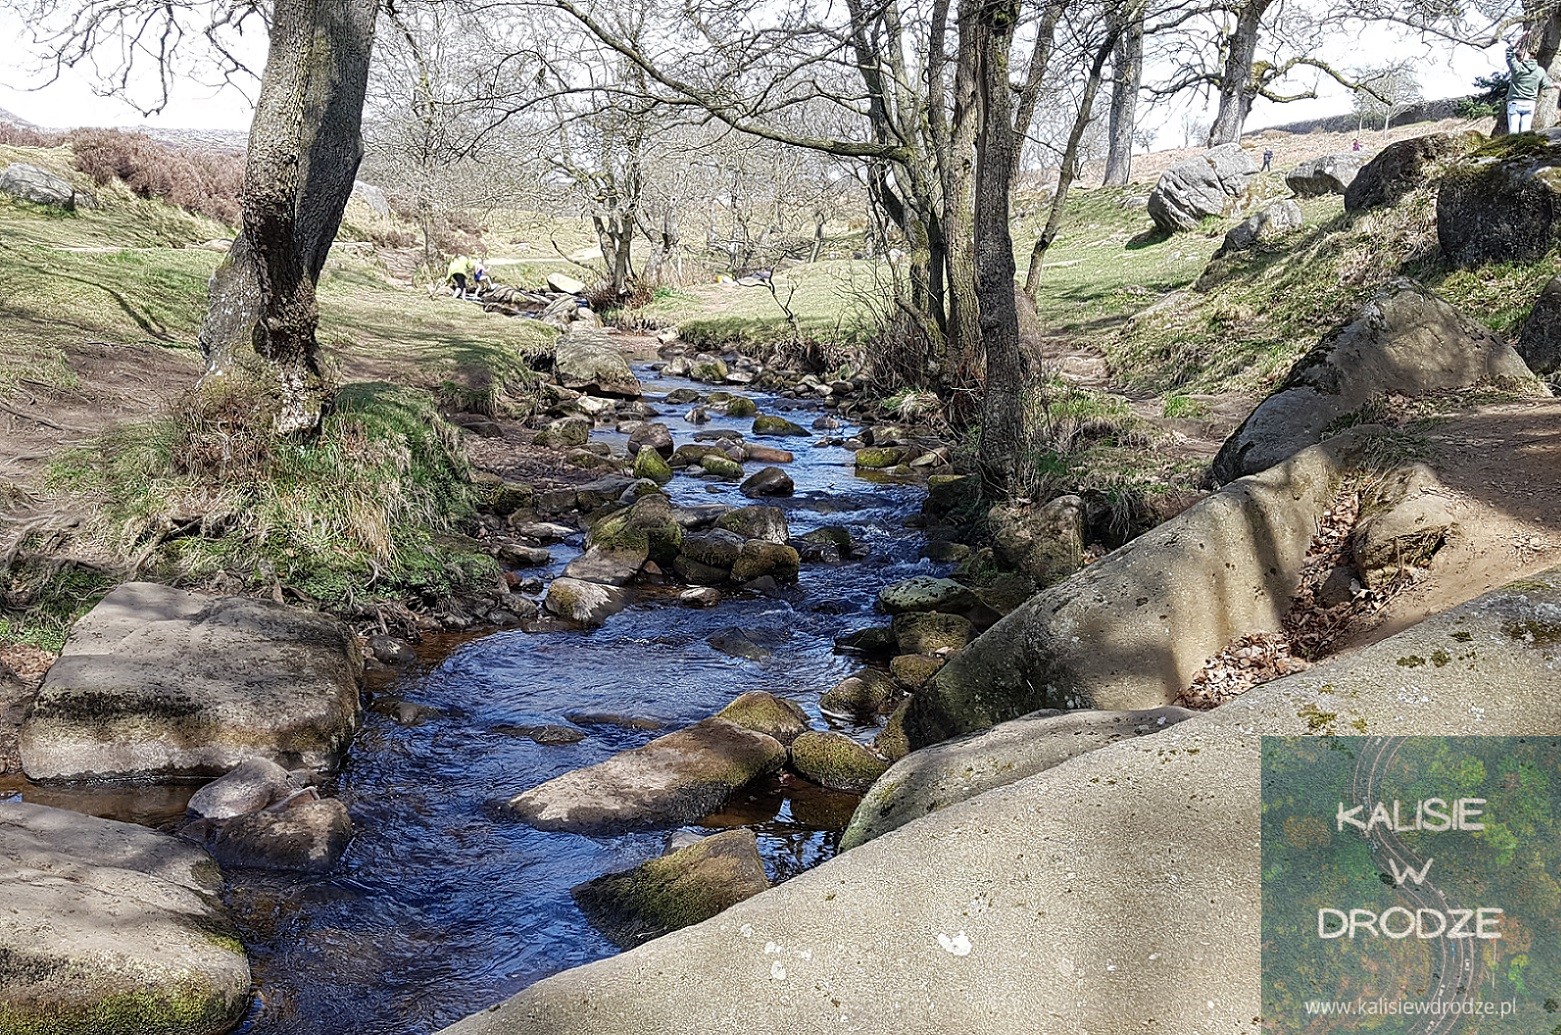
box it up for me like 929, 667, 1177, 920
6, 367, 938, 1035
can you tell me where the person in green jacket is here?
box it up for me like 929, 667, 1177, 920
446, 254, 476, 299
1507, 41, 1553, 133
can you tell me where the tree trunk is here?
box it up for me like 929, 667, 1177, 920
1102, 12, 1144, 186
1026, 26, 1119, 296
1532, 8, 1561, 130
198, 0, 381, 434
964, 0, 1024, 492
1208, 0, 1271, 146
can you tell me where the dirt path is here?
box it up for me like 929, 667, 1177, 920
1344, 398, 1561, 648
0, 341, 200, 488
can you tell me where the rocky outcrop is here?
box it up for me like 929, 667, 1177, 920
506, 718, 786, 832
553, 331, 642, 398
1216, 199, 1302, 255
1147, 144, 1257, 232
1517, 275, 1561, 375
0, 801, 251, 1034
841, 706, 1195, 850
1285, 154, 1361, 196
1437, 131, 1561, 267
435, 568, 1561, 1035
908, 434, 1365, 746
0, 162, 82, 210
1344, 129, 1484, 212
1212, 280, 1544, 483
20, 583, 363, 784
572, 830, 770, 949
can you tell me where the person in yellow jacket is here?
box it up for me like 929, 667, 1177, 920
446, 255, 476, 299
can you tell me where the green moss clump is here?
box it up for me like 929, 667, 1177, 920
752, 414, 808, 437
633, 446, 673, 485
724, 396, 758, 418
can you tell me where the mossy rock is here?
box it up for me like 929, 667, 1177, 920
725, 396, 758, 418
730, 540, 801, 584
700, 454, 745, 480
874, 700, 912, 763
532, 416, 592, 449
715, 506, 789, 544
974, 573, 1040, 616
673, 556, 730, 586
835, 626, 898, 655
790, 731, 889, 794
752, 415, 809, 437
924, 474, 980, 517
571, 829, 769, 949
890, 653, 946, 691
588, 495, 684, 565
854, 446, 907, 470
716, 691, 810, 745
672, 444, 727, 467
680, 529, 745, 570
690, 358, 731, 383
633, 446, 674, 485
820, 668, 898, 718
472, 474, 536, 516
892, 612, 975, 655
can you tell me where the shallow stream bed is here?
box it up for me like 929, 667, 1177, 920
3, 364, 940, 1034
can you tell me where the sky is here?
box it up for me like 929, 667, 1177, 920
0, 7, 1511, 145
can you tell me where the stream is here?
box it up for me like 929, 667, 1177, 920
1, 362, 940, 1035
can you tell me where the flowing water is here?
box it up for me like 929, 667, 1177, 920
2, 364, 938, 1035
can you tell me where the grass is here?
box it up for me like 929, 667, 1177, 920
0, 139, 565, 649
43, 379, 496, 608
632, 258, 885, 350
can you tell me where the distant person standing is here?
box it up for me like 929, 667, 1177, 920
1261, 148, 1274, 171
1506, 39, 1553, 133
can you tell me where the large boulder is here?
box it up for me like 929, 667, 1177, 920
435, 568, 1561, 1035
588, 494, 683, 564
715, 691, 809, 745
877, 576, 976, 616
988, 495, 1084, 587
1344, 129, 1484, 212
1212, 280, 1543, 483
553, 330, 642, 398
1147, 144, 1257, 232
1517, 274, 1561, 375
0, 801, 251, 1034
0, 162, 79, 209
1438, 131, 1561, 267
20, 583, 363, 784
715, 506, 789, 544
1216, 198, 1302, 255
841, 706, 1195, 850
506, 718, 786, 832
572, 830, 770, 950
1284, 154, 1362, 196
908, 433, 1367, 746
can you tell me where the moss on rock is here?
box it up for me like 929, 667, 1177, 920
790, 731, 889, 794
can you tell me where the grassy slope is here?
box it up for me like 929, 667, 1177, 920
0, 142, 556, 651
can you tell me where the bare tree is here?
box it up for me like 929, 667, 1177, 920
1103, 7, 1145, 184
15, 0, 382, 434
1352, 61, 1421, 131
